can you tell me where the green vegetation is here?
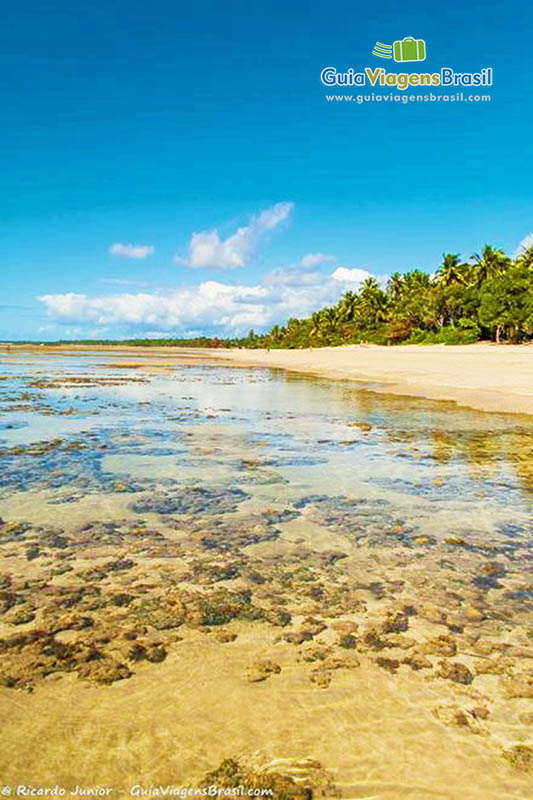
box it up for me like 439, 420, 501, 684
11, 244, 533, 349
251, 244, 533, 348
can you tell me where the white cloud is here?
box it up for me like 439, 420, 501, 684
178, 202, 293, 269
516, 233, 533, 255
300, 252, 335, 268
38, 264, 377, 337
332, 266, 376, 287
109, 243, 154, 259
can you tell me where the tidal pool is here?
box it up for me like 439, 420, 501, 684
0, 351, 531, 799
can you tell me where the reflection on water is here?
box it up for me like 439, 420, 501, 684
1, 353, 532, 522
0, 351, 532, 797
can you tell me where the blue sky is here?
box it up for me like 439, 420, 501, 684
1, 0, 532, 339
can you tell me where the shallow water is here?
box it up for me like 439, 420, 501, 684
1, 353, 532, 534
0, 351, 532, 799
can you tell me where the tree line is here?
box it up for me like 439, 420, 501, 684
241, 243, 533, 348
34, 243, 533, 348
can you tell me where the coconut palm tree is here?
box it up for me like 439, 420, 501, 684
472, 245, 510, 286
436, 253, 466, 287
388, 272, 405, 301
337, 290, 360, 322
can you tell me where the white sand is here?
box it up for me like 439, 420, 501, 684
210, 343, 533, 416
5, 342, 531, 416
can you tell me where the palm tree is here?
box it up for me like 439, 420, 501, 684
310, 311, 323, 340
388, 272, 404, 301
436, 253, 466, 287
515, 243, 533, 271
359, 278, 389, 326
472, 245, 510, 286
270, 324, 283, 344
321, 307, 338, 335
337, 290, 359, 322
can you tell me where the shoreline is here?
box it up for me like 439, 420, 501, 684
1, 342, 532, 417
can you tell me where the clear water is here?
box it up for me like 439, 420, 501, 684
1, 353, 532, 546
1, 351, 532, 798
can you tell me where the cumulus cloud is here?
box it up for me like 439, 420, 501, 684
332, 266, 374, 285
178, 202, 293, 269
109, 243, 154, 259
300, 253, 335, 268
516, 233, 533, 255
38, 264, 376, 337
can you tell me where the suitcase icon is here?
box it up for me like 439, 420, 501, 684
393, 37, 426, 62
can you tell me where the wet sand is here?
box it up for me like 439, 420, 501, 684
212, 344, 533, 417
3, 343, 532, 417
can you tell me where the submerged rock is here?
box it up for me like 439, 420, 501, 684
422, 635, 457, 657
376, 657, 400, 674
131, 486, 250, 516
310, 668, 332, 688
382, 612, 409, 634
437, 659, 474, 685
502, 745, 533, 772
246, 659, 281, 683
200, 757, 314, 799
78, 658, 132, 685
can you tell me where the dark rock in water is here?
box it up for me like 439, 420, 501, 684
246, 659, 281, 682
502, 745, 532, 772
266, 608, 292, 627
403, 654, 432, 671
261, 508, 300, 525
104, 558, 136, 572
215, 630, 238, 643
472, 561, 507, 590
145, 644, 167, 663
299, 645, 331, 663
4, 606, 35, 625
437, 659, 473, 685
470, 705, 490, 720
422, 635, 457, 657
284, 617, 326, 645
302, 617, 327, 637
25, 544, 40, 561
0, 574, 12, 590
338, 633, 357, 650
361, 628, 388, 651
376, 657, 400, 674
110, 593, 135, 607
130, 486, 250, 515
310, 668, 332, 688
78, 658, 132, 684
0, 591, 17, 614
127, 643, 147, 662
284, 629, 314, 645
200, 758, 313, 799
127, 642, 166, 663
136, 587, 261, 631
382, 612, 409, 634
134, 597, 185, 631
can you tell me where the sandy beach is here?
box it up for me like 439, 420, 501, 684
4, 343, 532, 416
212, 344, 533, 417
